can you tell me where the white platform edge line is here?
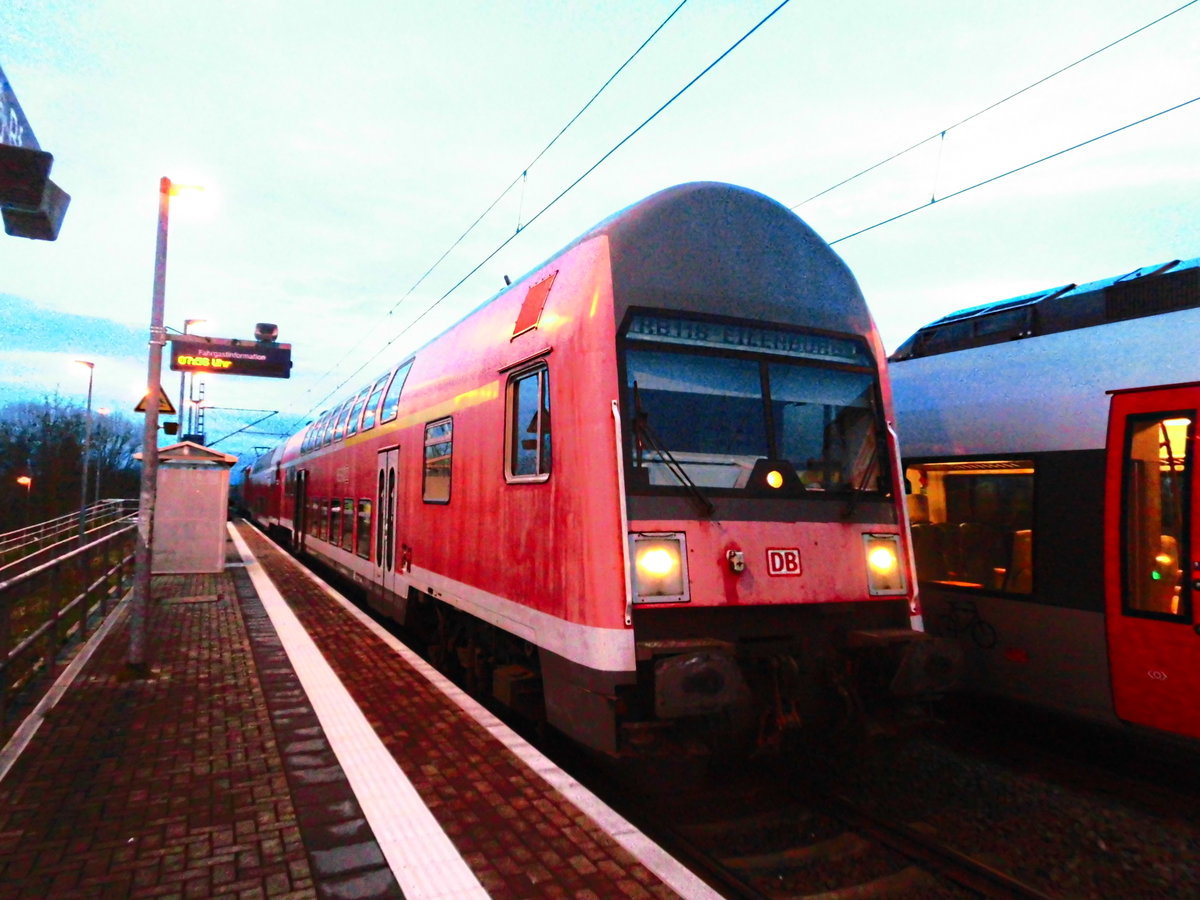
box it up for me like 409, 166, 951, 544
0, 595, 132, 786
251, 524, 724, 900
228, 525, 489, 900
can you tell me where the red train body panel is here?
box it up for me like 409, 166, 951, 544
244, 183, 925, 754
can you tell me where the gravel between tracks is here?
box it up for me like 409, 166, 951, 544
803, 723, 1200, 899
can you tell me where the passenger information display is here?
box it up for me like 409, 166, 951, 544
169, 336, 292, 379
625, 314, 871, 366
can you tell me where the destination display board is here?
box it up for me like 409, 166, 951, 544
169, 336, 292, 379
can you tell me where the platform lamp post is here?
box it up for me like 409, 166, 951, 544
75, 359, 94, 544
95, 407, 110, 504
130, 176, 203, 672
177, 318, 205, 439
16, 475, 32, 526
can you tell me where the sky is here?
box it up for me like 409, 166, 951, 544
1, 0, 1197, 461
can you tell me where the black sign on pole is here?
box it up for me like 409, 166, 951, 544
169, 336, 293, 380
0, 61, 70, 241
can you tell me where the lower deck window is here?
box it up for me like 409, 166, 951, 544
356, 500, 372, 559
906, 459, 1034, 594
328, 501, 341, 547
341, 499, 355, 551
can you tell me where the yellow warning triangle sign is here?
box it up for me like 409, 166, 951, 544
134, 385, 177, 415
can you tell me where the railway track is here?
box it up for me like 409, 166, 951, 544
590, 755, 1056, 900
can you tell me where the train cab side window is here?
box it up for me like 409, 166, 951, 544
380, 361, 414, 424
424, 418, 453, 503
506, 364, 551, 482
905, 460, 1035, 594
360, 373, 391, 432
1121, 413, 1192, 620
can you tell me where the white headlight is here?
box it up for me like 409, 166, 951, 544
863, 533, 907, 596
631, 532, 689, 603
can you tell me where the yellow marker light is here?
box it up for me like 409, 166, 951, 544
630, 533, 689, 603
765, 469, 784, 489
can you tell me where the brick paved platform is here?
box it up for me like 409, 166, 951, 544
0, 524, 718, 900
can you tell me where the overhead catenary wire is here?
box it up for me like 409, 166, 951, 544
288, 1, 1191, 433
792, 0, 1198, 210
298, 1, 691, 417
299, 0, 791, 424
830, 94, 1200, 245
433, 0, 794, 305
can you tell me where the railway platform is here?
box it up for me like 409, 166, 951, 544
0, 521, 720, 900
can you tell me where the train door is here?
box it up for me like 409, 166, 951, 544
293, 470, 307, 553
374, 448, 401, 600
1104, 384, 1200, 739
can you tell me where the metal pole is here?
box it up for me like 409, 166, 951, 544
178, 364, 186, 440
77, 362, 94, 544
130, 175, 172, 671
176, 319, 203, 440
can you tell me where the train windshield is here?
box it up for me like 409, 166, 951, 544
623, 340, 885, 495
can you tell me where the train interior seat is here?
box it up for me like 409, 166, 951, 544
1003, 529, 1033, 594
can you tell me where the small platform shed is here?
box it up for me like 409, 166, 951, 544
149, 441, 238, 574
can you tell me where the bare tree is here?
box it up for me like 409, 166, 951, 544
0, 395, 141, 532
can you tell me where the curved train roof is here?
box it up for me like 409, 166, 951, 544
891, 256, 1200, 362
482, 181, 874, 339
599, 182, 873, 337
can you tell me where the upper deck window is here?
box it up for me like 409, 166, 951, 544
331, 397, 355, 443
380, 361, 413, 424
344, 390, 371, 438
360, 373, 391, 432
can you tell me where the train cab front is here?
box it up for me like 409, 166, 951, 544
615, 311, 941, 754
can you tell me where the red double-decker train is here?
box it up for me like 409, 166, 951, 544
243, 182, 927, 755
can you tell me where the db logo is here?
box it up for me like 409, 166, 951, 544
766, 548, 803, 576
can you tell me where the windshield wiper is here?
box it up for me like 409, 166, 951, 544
632, 382, 715, 517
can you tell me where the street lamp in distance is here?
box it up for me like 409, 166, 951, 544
95, 407, 110, 504
75, 359, 95, 543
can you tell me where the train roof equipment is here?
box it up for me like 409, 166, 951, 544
891, 256, 1200, 363
890, 255, 1200, 456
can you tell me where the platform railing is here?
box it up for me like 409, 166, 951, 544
0, 522, 136, 736
0, 500, 137, 569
